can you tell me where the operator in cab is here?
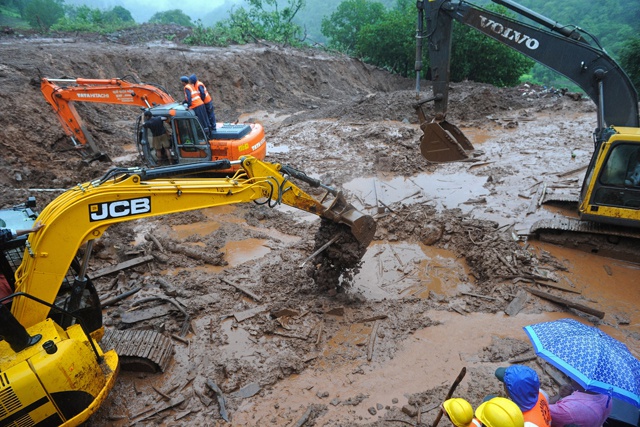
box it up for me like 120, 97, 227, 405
143, 111, 174, 165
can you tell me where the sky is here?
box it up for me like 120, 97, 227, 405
64, 0, 230, 23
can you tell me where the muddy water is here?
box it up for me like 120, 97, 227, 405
233, 311, 573, 425
352, 242, 471, 300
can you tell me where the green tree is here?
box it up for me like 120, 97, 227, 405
107, 6, 134, 23
148, 9, 193, 26
24, 0, 64, 31
223, 0, 305, 45
355, 8, 414, 75
53, 5, 135, 32
321, 0, 386, 54
450, 23, 534, 87
619, 37, 640, 94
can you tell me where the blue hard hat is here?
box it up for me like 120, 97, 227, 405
496, 365, 540, 411
189, 74, 197, 84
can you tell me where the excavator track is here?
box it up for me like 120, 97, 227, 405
529, 217, 640, 262
101, 328, 174, 373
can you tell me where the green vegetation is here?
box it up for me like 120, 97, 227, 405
149, 9, 193, 27
185, 0, 306, 47
24, 0, 63, 31
53, 4, 135, 32
619, 37, 640, 93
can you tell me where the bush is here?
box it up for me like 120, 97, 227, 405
24, 0, 64, 31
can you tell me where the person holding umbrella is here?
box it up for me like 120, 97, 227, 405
494, 365, 552, 427
547, 379, 611, 427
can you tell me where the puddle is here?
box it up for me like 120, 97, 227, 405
352, 242, 470, 300
344, 171, 489, 214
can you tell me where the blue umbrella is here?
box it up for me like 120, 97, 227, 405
524, 318, 640, 407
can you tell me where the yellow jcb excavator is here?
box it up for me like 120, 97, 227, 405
0, 156, 375, 426
414, 0, 640, 259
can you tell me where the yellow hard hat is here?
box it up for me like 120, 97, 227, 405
442, 398, 474, 427
475, 397, 524, 427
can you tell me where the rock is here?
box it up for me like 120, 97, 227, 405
368, 407, 377, 415
402, 404, 418, 417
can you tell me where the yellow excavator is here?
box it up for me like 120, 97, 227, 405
415, 0, 640, 259
0, 157, 375, 426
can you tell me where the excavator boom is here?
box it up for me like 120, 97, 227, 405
41, 77, 174, 161
11, 156, 375, 328
415, 0, 639, 162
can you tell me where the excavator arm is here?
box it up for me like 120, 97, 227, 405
415, 0, 640, 161
10, 156, 376, 329
41, 77, 175, 161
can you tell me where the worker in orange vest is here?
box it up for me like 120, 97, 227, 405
495, 365, 552, 427
180, 75, 212, 137
190, 74, 217, 134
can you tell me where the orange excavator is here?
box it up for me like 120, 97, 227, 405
41, 77, 267, 171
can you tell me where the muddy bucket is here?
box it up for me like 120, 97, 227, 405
419, 120, 474, 162
321, 192, 376, 246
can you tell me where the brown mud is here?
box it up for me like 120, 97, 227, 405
0, 27, 638, 426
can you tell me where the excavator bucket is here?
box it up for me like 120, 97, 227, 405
322, 192, 376, 247
414, 102, 475, 163
419, 120, 474, 162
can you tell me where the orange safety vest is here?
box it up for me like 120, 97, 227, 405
469, 418, 482, 427
184, 83, 204, 109
523, 392, 552, 427
195, 80, 212, 104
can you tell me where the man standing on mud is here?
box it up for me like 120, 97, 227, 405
180, 75, 212, 137
189, 74, 217, 135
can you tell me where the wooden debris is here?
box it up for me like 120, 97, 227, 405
556, 165, 588, 178
531, 280, 581, 294
294, 406, 313, 427
325, 306, 344, 316
526, 287, 604, 319
145, 233, 165, 252
504, 290, 528, 316
132, 296, 190, 336
233, 304, 268, 322
151, 385, 171, 400
171, 334, 189, 345
355, 314, 388, 323
194, 386, 213, 407
134, 395, 186, 423
299, 234, 341, 268
315, 322, 323, 345
205, 379, 230, 422
159, 237, 225, 265
271, 308, 300, 318
508, 353, 537, 364
221, 277, 263, 302
367, 320, 380, 361
603, 265, 613, 276
121, 303, 173, 324
493, 249, 518, 275
461, 292, 496, 301
100, 286, 141, 308
91, 255, 155, 278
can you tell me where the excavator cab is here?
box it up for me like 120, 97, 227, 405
136, 106, 213, 167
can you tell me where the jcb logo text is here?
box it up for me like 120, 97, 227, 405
89, 197, 151, 221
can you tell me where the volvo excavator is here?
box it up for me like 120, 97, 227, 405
41, 77, 266, 171
414, 0, 640, 259
0, 156, 375, 426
